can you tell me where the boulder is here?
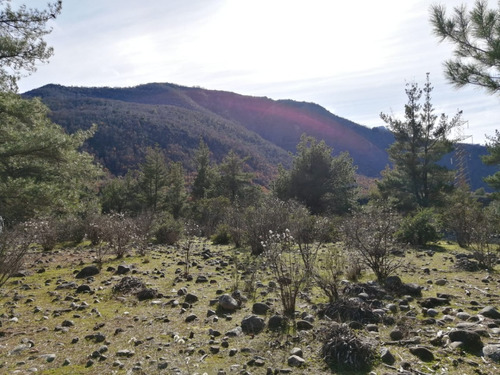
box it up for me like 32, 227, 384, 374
287, 355, 305, 367
115, 265, 130, 275
75, 266, 100, 279
241, 315, 265, 335
268, 315, 286, 331
409, 346, 434, 362
252, 302, 270, 315
448, 330, 483, 352
483, 345, 500, 363
380, 348, 395, 365
218, 294, 239, 311
479, 306, 500, 320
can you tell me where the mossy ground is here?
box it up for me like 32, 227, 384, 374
0, 240, 499, 374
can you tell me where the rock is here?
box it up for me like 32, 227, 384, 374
116, 350, 135, 358
409, 346, 434, 362
252, 302, 270, 315
457, 312, 471, 320
241, 315, 266, 334
419, 297, 449, 309
296, 320, 313, 331
426, 308, 439, 317
61, 320, 74, 327
115, 265, 130, 275
158, 362, 169, 370
56, 281, 77, 290
479, 306, 500, 320
136, 288, 158, 301
290, 347, 303, 357
185, 314, 198, 323
76, 284, 91, 293
287, 355, 305, 367
380, 348, 395, 365
435, 278, 447, 286
219, 294, 239, 311
268, 315, 286, 331
448, 330, 483, 352
195, 275, 208, 283
366, 324, 378, 332
225, 327, 243, 337
41, 354, 56, 363
75, 266, 100, 279
389, 329, 404, 341
184, 293, 198, 304
483, 344, 500, 363
177, 287, 187, 296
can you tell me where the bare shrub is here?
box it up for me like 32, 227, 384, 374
314, 244, 346, 303
343, 206, 405, 282
0, 219, 36, 288
180, 220, 201, 278
263, 229, 307, 318
468, 207, 499, 270
321, 323, 375, 372
33, 216, 59, 251
101, 213, 137, 259
132, 211, 155, 256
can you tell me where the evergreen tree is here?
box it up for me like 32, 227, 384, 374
274, 135, 357, 215
137, 146, 169, 213
0, 93, 102, 224
0, 1, 62, 92
431, 0, 500, 93
378, 74, 462, 211
165, 161, 186, 219
191, 139, 214, 200
482, 130, 500, 192
214, 150, 253, 203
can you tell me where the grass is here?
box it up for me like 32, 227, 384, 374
0, 239, 499, 374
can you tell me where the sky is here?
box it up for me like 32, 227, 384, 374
13, 0, 500, 145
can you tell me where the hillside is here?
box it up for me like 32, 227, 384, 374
24, 83, 497, 190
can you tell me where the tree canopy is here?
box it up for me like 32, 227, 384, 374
378, 74, 462, 211
430, 0, 500, 94
0, 92, 102, 224
274, 135, 357, 215
0, 0, 61, 92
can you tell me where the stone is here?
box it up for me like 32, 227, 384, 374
241, 315, 266, 334
195, 275, 208, 283
456, 312, 471, 321
296, 320, 313, 331
76, 284, 91, 293
287, 355, 305, 367
268, 315, 286, 331
435, 279, 447, 286
41, 354, 56, 363
185, 314, 198, 323
419, 297, 449, 308
218, 294, 239, 311
115, 265, 131, 275
448, 330, 483, 352
136, 288, 158, 301
483, 344, 500, 363
61, 320, 74, 327
75, 266, 100, 279
479, 306, 500, 320
409, 346, 434, 362
225, 327, 243, 337
252, 302, 270, 315
389, 329, 404, 341
116, 350, 135, 358
290, 347, 303, 357
426, 308, 439, 317
366, 324, 378, 332
184, 293, 199, 304
380, 348, 395, 365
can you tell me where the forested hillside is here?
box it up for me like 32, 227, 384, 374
24, 83, 497, 189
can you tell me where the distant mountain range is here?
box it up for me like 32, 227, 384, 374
24, 82, 497, 190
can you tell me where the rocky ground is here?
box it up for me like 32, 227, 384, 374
0, 241, 499, 375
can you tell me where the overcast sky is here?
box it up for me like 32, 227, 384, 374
13, 0, 500, 144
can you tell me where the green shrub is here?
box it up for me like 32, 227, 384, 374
211, 224, 231, 245
396, 208, 440, 246
153, 213, 182, 245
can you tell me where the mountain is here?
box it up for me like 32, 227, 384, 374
23, 82, 497, 190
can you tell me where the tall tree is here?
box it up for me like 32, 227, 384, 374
191, 139, 214, 200
430, 0, 500, 94
137, 146, 169, 213
0, 92, 102, 224
378, 74, 462, 211
214, 150, 253, 203
0, 1, 62, 92
274, 135, 357, 215
165, 161, 186, 219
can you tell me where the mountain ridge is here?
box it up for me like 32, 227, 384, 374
23, 82, 497, 191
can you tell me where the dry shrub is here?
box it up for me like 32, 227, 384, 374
321, 323, 375, 372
